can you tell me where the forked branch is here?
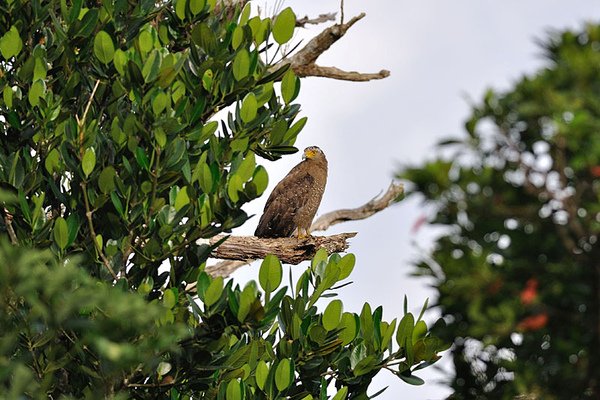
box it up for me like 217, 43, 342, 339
277, 13, 390, 82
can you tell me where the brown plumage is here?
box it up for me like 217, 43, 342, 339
255, 146, 328, 238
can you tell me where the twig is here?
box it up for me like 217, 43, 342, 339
76, 80, 100, 156
296, 13, 337, 27
81, 182, 117, 280
274, 13, 390, 82
340, 0, 345, 25
311, 182, 404, 231
3, 208, 18, 244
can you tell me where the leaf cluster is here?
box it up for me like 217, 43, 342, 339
400, 23, 600, 399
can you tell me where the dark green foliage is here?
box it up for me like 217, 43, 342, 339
0, 239, 188, 398
401, 23, 600, 399
0, 0, 445, 397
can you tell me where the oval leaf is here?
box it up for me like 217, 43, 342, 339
272, 7, 296, 45
0, 26, 23, 59
233, 49, 250, 81
255, 360, 269, 390
204, 276, 224, 307
82, 148, 96, 178
323, 299, 343, 331
174, 186, 190, 211
226, 380, 241, 400
338, 312, 358, 346
240, 92, 257, 123
275, 358, 292, 391
259, 254, 282, 294
53, 217, 69, 250
94, 31, 115, 64
281, 69, 299, 104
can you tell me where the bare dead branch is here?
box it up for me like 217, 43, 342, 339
276, 12, 390, 82
205, 260, 248, 278
296, 13, 337, 27
208, 232, 356, 265
294, 65, 390, 82
311, 182, 404, 232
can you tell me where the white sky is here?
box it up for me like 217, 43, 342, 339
232, 2, 600, 399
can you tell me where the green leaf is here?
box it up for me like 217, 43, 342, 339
53, 217, 69, 250
399, 373, 425, 386
251, 166, 268, 195
233, 49, 250, 81
255, 360, 269, 390
138, 30, 153, 53
198, 162, 213, 193
175, 0, 187, 20
259, 254, 282, 294
143, 50, 162, 83
3, 86, 13, 108
331, 387, 348, 400
174, 186, 190, 211
272, 7, 296, 45
113, 49, 127, 75
381, 318, 397, 351
45, 148, 61, 174
98, 166, 116, 194
239, 2, 251, 25
412, 320, 427, 344
281, 69, 299, 104
110, 191, 124, 217
94, 30, 115, 64
237, 285, 255, 322
204, 276, 224, 307
135, 147, 150, 171
337, 253, 355, 280
82, 147, 96, 178
283, 116, 308, 143
28, 80, 45, 107
226, 380, 241, 400
228, 174, 243, 203
323, 299, 343, 331
396, 313, 415, 363
311, 248, 328, 271
202, 69, 213, 91
0, 26, 23, 59
232, 26, 244, 50
338, 312, 358, 345
275, 358, 292, 391
152, 91, 168, 115
190, 0, 206, 15
240, 92, 257, 123
163, 289, 177, 309
236, 152, 255, 182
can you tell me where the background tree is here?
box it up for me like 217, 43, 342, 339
400, 23, 600, 399
0, 1, 444, 398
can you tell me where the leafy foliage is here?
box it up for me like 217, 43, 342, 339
401, 23, 600, 399
0, 0, 445, 398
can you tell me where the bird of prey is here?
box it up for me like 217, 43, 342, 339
255, 146, 328, 238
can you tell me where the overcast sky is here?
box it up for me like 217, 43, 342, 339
232, 2, 600, 398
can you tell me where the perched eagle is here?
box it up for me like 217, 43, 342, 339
255, 146, 328, 238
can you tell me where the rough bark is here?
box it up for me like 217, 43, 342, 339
208, 232, 356, 266
277, 13, 390, 82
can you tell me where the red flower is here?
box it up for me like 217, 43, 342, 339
520, 278, 538, 305
517, 312, 548, 331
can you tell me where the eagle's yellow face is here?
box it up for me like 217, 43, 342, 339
303, 146, 323, 160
